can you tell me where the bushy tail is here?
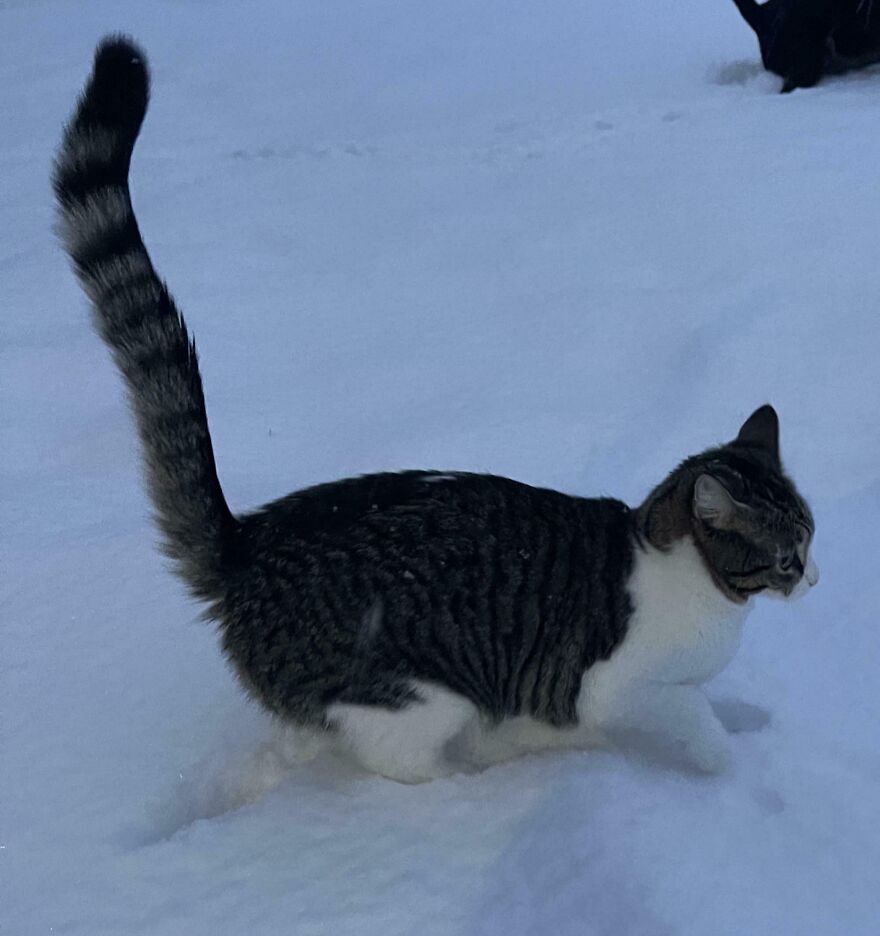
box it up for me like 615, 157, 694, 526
53, 37, 238, 601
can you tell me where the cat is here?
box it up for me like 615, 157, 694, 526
732, 0, 880, 92
54, 37, 818, 783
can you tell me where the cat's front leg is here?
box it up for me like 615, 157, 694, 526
650, 684, 732, 773
598, 682, 732, 774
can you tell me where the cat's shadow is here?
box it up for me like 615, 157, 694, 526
710, 697, 771, 733
712, 59, 765, 86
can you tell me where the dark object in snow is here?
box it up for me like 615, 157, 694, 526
53, 38, 819, 783
732, 0, 880, 92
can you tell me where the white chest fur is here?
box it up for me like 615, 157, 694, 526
578, 536, 752, 727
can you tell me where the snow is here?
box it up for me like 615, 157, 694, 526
2, 1, 879, 933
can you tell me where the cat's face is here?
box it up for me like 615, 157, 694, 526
690, 406, 818, 602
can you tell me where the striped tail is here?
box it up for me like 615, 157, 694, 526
53, 37, 238, 602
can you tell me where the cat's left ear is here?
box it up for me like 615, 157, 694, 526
735, 404, 780, 462
693, 473, 744, 528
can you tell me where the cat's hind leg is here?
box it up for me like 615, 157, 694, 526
458, 715, 594, 768
328, 682, 477, 783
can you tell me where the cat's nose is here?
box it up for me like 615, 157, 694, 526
804, 557, 820, 587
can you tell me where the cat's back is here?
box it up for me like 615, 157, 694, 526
244, 470, 630, 555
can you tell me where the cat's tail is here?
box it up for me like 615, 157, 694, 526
53, 37, 239, 602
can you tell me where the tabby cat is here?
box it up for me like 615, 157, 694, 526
54, 38, 818, 782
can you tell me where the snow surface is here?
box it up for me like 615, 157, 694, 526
3, 1, 879, 934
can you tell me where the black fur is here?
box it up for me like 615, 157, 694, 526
732, 0, 880, 92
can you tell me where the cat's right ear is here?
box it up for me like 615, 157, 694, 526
735, 404, 780, 462
693, 474, 742, 528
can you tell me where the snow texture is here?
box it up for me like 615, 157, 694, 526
2, 1, 879, 934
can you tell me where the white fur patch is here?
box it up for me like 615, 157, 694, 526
788, 555, 820, 601
804, 555, 820, 587
328, 682, 477, 783
576, 536, 751, 771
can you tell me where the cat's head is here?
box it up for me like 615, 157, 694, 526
639, 405, 818, 603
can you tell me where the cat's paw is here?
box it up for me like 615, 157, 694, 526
685, 734, 732, 775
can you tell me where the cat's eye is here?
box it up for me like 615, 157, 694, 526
731, 564, 771, 578
779, 555, 793, 571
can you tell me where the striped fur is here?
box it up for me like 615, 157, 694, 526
54, 38, 237, 603
55, 40, 816, 781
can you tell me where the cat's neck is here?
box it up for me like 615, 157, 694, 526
635, 468, 749, 604
583, 534, 753, 692
632, 536, 752, 624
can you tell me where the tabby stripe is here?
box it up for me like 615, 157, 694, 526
508, 506, 544, 715
459, 548, 497, 711
55, 125, 121, 176
468, 530, 498, 708
528, 507, 563, 719
81, 249, 154, 301
408, 560, 467, 694
413, 519, 473, 691
58, 185, 131, 256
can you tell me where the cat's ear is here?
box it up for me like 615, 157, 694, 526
693, 474, 742, 527
735, 404, 780, 462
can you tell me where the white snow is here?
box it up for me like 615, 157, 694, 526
2, 1, 879, 934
